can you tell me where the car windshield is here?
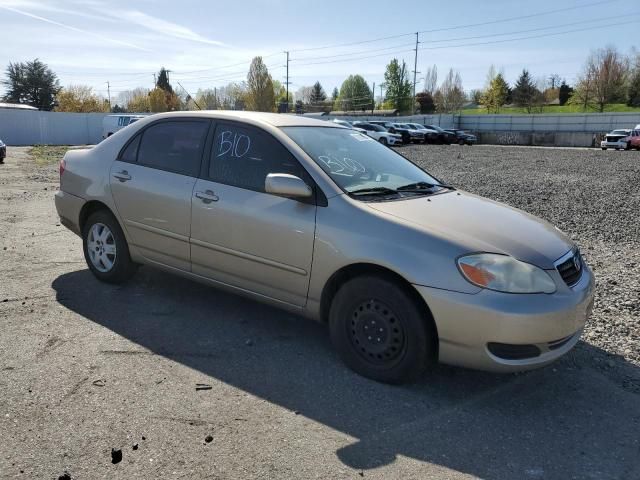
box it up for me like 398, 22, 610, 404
610, 130, 629, 135
428, 125, 445, 132
282, 127, 442, 197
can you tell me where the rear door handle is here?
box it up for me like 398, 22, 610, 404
113, 170, 131, 182
195, 190, 219, 203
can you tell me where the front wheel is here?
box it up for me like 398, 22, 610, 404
379, 137, 388, 146
458, 139, 465, 145
329, 276, 436, 384
601, 147, 607, 150
82, 210, 137, 284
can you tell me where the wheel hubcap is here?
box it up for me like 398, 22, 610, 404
349, 299, 405, 365
87, 223, 116, 273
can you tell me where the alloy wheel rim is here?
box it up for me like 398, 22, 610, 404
349, 299, 406, 365
87, 223, 116, 273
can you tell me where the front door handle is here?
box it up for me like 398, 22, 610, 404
195, 190, 219, 203
113, 170, 131, 182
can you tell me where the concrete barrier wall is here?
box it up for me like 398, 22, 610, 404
0, 110, 108, 145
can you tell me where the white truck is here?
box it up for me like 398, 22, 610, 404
102, 114, 148, 140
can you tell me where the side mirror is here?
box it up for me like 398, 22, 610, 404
265, 173, 312, 199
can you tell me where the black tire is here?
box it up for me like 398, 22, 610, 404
379, 137, 388, 146
601, 147, 607, 150
329, 275, 436, 384
82, 209, 137, 284
458, 139, 465, 145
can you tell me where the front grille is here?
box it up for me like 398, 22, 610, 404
557, 250, 583, 287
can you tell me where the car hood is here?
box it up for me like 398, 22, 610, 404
367, 191, 573, 269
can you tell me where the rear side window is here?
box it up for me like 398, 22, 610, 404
208, 123, 307, 193
119, 135, 140, 163
137, 121, 209, 177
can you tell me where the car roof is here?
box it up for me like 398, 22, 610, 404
142, 110, 342, 128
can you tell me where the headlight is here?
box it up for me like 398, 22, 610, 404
457, 253, 556, 294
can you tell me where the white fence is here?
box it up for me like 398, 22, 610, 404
2, 109, 639, 146
0, 109, 108, 145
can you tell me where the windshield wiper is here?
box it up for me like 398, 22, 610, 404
397, 181, 456, 191
348, 186, 399, 197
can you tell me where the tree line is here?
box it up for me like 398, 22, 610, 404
2, 45, 639, 115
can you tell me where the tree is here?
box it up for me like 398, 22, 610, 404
111, 104, 126, 113
335, 75, 372, 111
156, 67, 173, 94
310, 81, 326, 104
423, 65, 438, 95
481, 73, 509, 113
295, 86, 313, 105
512, 69, 541, 113
433, 69, 465, 113
415, 92, 435, 113
468, 89, 483, 105
127, 90, 150, 112
575, 46, 628, 112
383, 59, 413, 113
558, 81, 573, 106
195, 88, 219, 110
246, 56, 274, 112
149, 87, 168, 112
548, 73, 562, 89
2, 58, 60, 110
55, 85, 109, 112
627, 52, 640, 107
331, 87, 339, 101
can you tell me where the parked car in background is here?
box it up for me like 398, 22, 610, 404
368, 121, 411, 144
102, 114, 148, 139
331, 119, 367, 135
352, 122, 403, 145
55, 111, 594, 383
424, 125, 457, 144
0, 138, 6, 164
600, 129, 631, 150
444, 129, 477, 146
395, 123, 426, 144
627, 129, 640, 150
405, 123, 439, 143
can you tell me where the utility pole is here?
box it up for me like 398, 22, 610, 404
412, 32, 420, 102
153, 73, 156, 87
372, 82, 375, 114
106, 81, 111, 108
284, 51, 290, 113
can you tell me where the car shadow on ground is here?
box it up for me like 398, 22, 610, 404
52, 267, 640, 479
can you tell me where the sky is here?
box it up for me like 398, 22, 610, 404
0, 0, 637, 104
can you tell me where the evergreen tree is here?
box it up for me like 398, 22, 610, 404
512, 69, 540, 113
331, 87, 339, 102
156, 67, 173, 93
309, 81, 326, 104
481, 73, 509, 113
558, 81, 573, 106
2, 58, 60, 110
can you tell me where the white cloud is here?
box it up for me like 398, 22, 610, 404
110, 9, 228, 47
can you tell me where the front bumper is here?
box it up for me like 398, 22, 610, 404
414, 263, 595, 372
601, 140, 627, 149
386, 135, 402, 145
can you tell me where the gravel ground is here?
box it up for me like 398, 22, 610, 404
1, 145, 639, 479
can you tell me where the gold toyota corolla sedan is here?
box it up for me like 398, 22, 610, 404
55, 111, 595, 384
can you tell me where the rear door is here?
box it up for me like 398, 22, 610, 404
110, 119, 210, 271
190, 121, 317, 307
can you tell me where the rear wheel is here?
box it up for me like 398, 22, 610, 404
82, 210, 136, 284
329, 275, 435, 384
601, 147, 607, 150
458, 139, 465, 145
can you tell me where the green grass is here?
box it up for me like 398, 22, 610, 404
460, 104, 640, 115
28, 145, 72, 166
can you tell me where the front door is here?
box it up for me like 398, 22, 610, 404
190, 121, 317, 307
110, 119, 210, 271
